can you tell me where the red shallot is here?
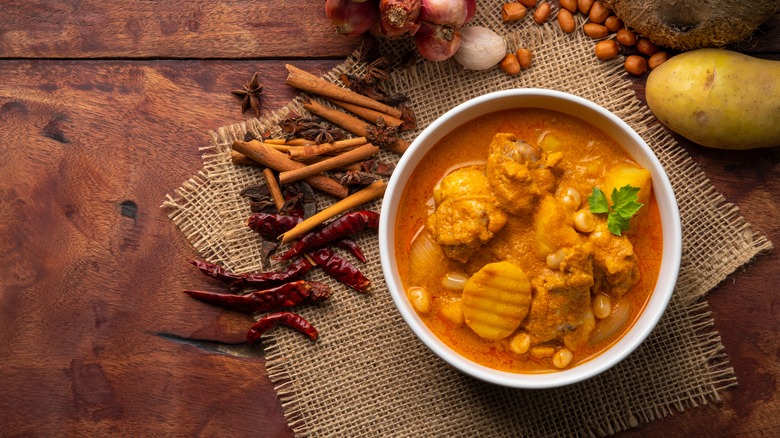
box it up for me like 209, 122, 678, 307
418, 0, 469, 27
464, 0, 477, 23
326, 0, 379, 38
413, 0, 475, 61
379, 0, 421, 37
414, 21, 462, 61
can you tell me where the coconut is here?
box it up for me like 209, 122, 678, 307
603, 0, 780, 51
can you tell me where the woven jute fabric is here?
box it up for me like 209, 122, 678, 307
163, 5, 772, 437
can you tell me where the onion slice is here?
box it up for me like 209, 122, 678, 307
408, 228, 447, 285
588, 299, 631, 346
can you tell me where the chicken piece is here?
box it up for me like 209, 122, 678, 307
523, 244, 595, 349
589, 223, 641, 297
533, 194, 584, 257
486, 133, 561, 216
427, 165, 508, 262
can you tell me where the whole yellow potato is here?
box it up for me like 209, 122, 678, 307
646, 49, 780, 149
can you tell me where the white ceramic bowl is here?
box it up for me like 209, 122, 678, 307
379, 89, 681, 389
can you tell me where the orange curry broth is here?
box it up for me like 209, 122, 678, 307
395, 108, 663, 373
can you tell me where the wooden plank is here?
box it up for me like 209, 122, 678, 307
0, 59, 348, 437
0, 0, 362, 58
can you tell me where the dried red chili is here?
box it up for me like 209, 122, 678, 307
247, 213, 303, 239
335, 238, 367, 263
279, 210, 380, 260
309, 247, 370, 293
188, 258, 313, 290
247, 311, 318, 344
184, 280, 330, 314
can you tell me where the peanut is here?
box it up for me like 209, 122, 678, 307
616, 28, 637, 46
604, 15, 624, 32
516, 48, 533, 69
532, 2, 551, 24
648, 51, 670, 69
589, 1, 609, 24
500, 53, 521, 76
578, 0, 594, 14
557, 9, 576, 33
518, 0, 537, 7
501, 3, 527, 22
583, 23, 609, 39
594, 40, 620, 60
636, 38, 658, 56
624, 55, 648, 76
560, 0, 578, 13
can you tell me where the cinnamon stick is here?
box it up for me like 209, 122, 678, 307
303, 100, 409, 154
231, 151, 260, 166
284, 138, 317, 146
280, 180, 387, 244
285, 64, 403, 119
279, 144, 380, 184
288, 137, 368, 160
327, 98, 404, 128
262, 168, 285, 211
232, 140, 349, 199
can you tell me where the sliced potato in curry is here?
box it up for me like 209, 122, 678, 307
462, 261, 532, 340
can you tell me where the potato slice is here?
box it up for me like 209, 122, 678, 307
462, 261, 532, 340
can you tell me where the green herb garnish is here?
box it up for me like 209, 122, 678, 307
588, 185, 644, 236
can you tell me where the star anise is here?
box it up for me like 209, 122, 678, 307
278, 112, 347, 144
365, 117, 401, 150
232, 72, 263, 117
336, 170, 381, 186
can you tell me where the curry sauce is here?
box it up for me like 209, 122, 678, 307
396, 109, 663, 373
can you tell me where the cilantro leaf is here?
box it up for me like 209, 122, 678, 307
588, 185, 644, 236
611, 185, 644, 219
588, 187, 609, 214
607, 212, 631, 236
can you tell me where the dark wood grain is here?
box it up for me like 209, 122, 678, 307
0, 2, 778, 437
0, 59, 345, 437
0, 0, 360, 59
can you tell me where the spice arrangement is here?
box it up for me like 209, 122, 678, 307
183, 54, 416, 343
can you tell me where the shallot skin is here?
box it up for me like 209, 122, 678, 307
464, 0, 477, 23
415, 22, 462, 61
419, 0, 469, 27
379, 0, 421, 37
453, 25, 507, 70
326, 0, 380, 38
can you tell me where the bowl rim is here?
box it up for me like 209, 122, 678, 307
379, 88, 682, 389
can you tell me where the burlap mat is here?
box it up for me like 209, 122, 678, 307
163, 5, 772, 437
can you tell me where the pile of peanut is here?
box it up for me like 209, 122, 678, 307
501, 0, 670, 76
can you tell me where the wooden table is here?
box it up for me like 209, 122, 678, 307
1, 2, 777, 436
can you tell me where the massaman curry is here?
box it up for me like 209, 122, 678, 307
396, 108, 663, 373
